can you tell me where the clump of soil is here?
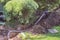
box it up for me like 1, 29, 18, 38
31, 25, 47, 34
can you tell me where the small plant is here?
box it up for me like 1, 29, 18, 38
3, 0, 39, 27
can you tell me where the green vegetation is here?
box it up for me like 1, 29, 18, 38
2, 0, 39, 26
0, 0, 60, 27
18, 26, 60, 40
0, 0, 10, 5
0, 0, 60, 40
34, 0, 60, 11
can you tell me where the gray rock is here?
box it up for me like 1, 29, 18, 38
48, 29, 58, 34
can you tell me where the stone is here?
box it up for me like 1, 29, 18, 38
48, 29, 58, 34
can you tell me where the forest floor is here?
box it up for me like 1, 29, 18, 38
0, 8, 60, 40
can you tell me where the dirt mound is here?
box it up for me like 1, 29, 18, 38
31, 11, 60, 34
40, 12, 60, 28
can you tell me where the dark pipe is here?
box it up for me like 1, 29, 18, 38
35, 11, 49, 25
